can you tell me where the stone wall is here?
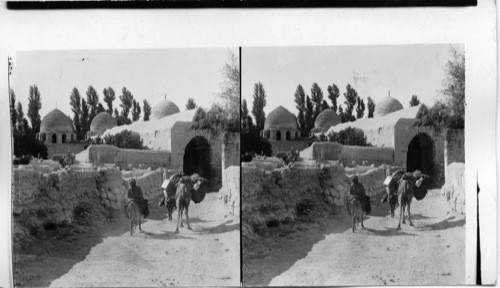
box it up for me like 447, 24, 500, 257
441, 163, 465, 214
270, 139, 312, 156
222, 134, 240, 185
445, 129, 465, 168
219, 166, 240, 215
76, 145, 171, 170
47, 143, 86, 159
12, 166, 128, 244
300, 142, 394, 165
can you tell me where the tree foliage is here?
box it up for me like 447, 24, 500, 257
69, 87, 83, 139
367, 97, 375, 118
356, 97, 365, 119
241, 99, 254, 133
327, 127, 371, 146
310, 83, 324, 121
103, 87, 115, 115
294, 84, 307, 138
13, 134, 48, 159
342, 84, 357, 122
10, 89, 17, 132
143, 100, 152, 121
327, 83, 340, 113
415, 48, 465, 130
86, 86, 99, 122
132, 99, 141, 122
185, 98, 196, 110
305, 95, 314, 134
27, 85, 42, 134
103, 130, 148, 150
252, 82, 267, 132
81, 98, 90, 135
119, 87, 134, 125
409, 95, 420, 107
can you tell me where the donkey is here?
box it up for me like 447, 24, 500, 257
126, 201, 143, 236
397, 173, 428, 230
348, 198, 366, 233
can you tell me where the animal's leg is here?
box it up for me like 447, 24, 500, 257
179, 206, 184, 227
397, 201, 403, 230
352, 214, 356, 233
361, 214, 365, 229
175, 204, 181, 234
139, 215, 143, 232
185, 206, 192, 230
408, 202, 414, 226
401, 204, 406, 224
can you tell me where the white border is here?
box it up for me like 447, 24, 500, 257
0, 2, 497, 287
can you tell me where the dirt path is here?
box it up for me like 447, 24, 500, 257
243, 189, 465, 286
14, 193, 240, 287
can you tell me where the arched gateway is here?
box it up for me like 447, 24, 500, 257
183, 136, 211, 181
406, 133, 434, 179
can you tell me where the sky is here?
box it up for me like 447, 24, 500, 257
12, 48, 237, 119
242, 44, 464, 118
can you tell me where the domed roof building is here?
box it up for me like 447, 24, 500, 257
261, 106, 299, 141
38, 108, 76, 144
86, 112, 117, 140
311, 109, 341, 135
151, 99, 180, 120
374, 95, 404, 117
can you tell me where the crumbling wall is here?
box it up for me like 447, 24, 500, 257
441, 163, 465, 214
345, 165, 394, 198
445, 129, 465, 167
46, 143, 86, 159
219, 166, 240, 215
242, 163, 351, 235
12, 166, 128, 245
270, 140, 312, 156
76, 145, 171, 169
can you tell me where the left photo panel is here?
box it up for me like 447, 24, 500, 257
9, 48, 241, 287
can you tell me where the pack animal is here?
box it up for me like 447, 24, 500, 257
349, 198, 365, 233
396, 172, 428, 230
174, 179, 202, 233
126, 201, 143, 236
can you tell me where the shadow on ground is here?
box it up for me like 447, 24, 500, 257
427, 216, 465, 230
13, 206, 168, 287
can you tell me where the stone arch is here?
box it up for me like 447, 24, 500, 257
286, 131, 291, 141
51, 133, 57, 144
276, 131, 282, 141
407, 133, 434, 178
183, 136, 211, 180
62, 134, 67, 143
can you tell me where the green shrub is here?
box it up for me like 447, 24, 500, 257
102, 130, 148, 149
327, 127, 371, 146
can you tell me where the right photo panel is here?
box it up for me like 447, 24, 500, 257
241, 45, 465, 286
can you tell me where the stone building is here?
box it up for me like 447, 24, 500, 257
86, 112, 117, 140
101, 104, 239, 190
37, 108, 76, 144
310, 109, 341, 136
37, 108, 85, 158
260, 106, 311, 156
325, 100, 446, 186
151, 98, 180, 120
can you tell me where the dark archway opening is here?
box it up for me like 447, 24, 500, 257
183, 136, 211, 181
62, 134, 67, 143
407, 133, 434, 181
286, 131, 291, 141
276, 131, 281, 141
51, 134, 57, 143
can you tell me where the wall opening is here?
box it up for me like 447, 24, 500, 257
62, 134, 67, 143
264, 130, 270, 139
407, 133, 434, 179
40, 133, 46, 142
276, 131, 281, 141
286, 131, 291, 140
51, 134, 57, 143
183, 136, 211, 181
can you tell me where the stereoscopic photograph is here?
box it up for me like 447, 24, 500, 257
10, 48, 241, 287
241, 45, 465, 286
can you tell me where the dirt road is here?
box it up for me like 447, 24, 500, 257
14, 193, 240, 287
243, 189, 465, 286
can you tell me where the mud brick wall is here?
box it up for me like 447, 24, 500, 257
122, 168, 168, 202
12, 167, 128, 245
300, 142, 394, 165
441, 163, 465, 214
219, 166, 240, 215
77, 145, 171, 170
